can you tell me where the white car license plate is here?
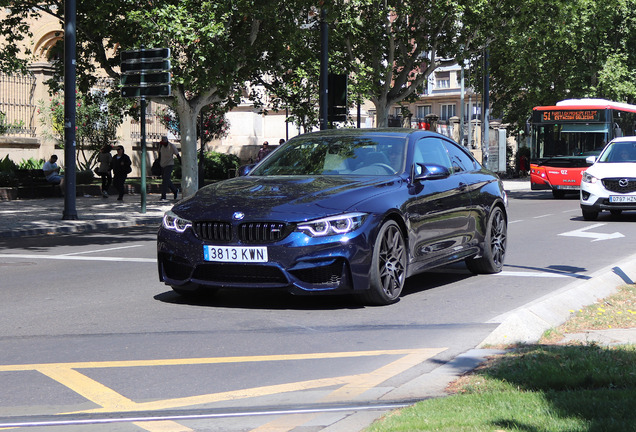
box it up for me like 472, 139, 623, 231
609, 195, 636, 203
204, 245, 268, 262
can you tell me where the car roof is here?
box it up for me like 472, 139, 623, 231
610, 136, 636, 143
291, 128, 449, 140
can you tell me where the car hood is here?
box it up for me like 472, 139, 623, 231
171, 175, 400, 221
588, 162, 636, 178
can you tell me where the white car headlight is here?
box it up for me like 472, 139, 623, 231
581, 171, 598, 184
162, 210, 192, 233
297, 212, 367, 237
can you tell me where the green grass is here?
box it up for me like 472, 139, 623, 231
366, 285, 636, 431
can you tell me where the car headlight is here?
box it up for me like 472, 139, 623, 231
581, 171, 598, 184
162, 210, 192, 233
297, 212, 367, 237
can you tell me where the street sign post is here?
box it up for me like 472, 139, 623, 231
120, 47, 172, 212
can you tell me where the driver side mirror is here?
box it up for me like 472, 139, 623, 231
238, 164, 255, 176
585, 155, 597, 165
411, 162, 451, 182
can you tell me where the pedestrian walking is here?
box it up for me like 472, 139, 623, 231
158, 136, 181, 200
110, 145, 132, 201
96, 144, 113, 197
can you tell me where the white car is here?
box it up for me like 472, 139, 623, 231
580, 137, 636, 221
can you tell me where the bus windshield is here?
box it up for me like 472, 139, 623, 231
533, 124, 607, 158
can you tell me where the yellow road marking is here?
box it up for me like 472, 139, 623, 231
250, 348, 445, 432
37, 366, 194, 432
0, 349, 426, 372
38, 366, 137, 410
1, 348, 447, 432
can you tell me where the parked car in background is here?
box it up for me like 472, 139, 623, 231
581, 137, 636, 221
157, 129, 508, 305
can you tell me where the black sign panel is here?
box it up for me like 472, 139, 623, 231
121, 48, 170, 62
120, 72, 171, 86
121, 85, 171, 98
121, 60, 171, 73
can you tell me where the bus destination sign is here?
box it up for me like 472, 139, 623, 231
540, 109, 602, 123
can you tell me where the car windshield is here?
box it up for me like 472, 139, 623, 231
598, 141, 636, 163
249, 135, 407, 176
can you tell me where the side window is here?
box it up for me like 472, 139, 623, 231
443, 140, 477, 173
414, 138, 452, 169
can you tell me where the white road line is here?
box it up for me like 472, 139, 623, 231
533, 214, 553, 219
62, 245, 144, 256
497, 271, 569, 278
508, 220, 524, 224
0, 254, 155, 263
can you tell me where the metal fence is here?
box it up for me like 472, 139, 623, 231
130, 100, 179, 143
0, 73, 37, 137
1, 72, 176, 143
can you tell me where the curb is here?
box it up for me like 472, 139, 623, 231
478, 254, 636, 347
0, 217, 164, 239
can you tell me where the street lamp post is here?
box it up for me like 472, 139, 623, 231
319, 7, 328, 130
63, 0, 77, 220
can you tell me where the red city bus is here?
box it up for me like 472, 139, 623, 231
529, 98, 636, 198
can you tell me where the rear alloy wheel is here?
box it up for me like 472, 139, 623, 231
582, 208, 599, 221
363, 220, 407, 305
466, 206, 507, 274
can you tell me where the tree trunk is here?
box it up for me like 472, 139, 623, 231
374, 97, 390, 128
175, 102, 198, 198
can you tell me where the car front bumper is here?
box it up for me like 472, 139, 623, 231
157, 225, 375, 295
580, 182, 636, 212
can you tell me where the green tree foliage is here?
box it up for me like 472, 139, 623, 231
332, 0, 489, 127
1, 0, 310, 197
474, 0, 636, 131
38, 91, 123, 171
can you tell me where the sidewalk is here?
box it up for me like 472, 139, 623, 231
0, 192, 173, 238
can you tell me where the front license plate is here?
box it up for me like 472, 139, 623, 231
556, 185, 579, 190
204, 245, 268, 262
609, 195, 636, 203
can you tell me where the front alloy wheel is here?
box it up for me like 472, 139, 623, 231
363, 220, 407, 305
466, 206, 507, 274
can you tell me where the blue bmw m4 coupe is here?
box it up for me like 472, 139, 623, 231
157, 129, 508, 305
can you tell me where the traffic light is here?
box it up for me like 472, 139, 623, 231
328, 74, 347, 122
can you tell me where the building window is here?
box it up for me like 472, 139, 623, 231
464, 102, 481, 121
417, 105, 432, 119
440, 104, 456, 121
436, 72, 450, 89
394, 107, 402, 117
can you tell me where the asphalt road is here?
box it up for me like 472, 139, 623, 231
1, 189, 635, 431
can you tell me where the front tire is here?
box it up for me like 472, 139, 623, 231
362, 220, 407, 306
582, 208, 599, 221
466, 206, 507, 274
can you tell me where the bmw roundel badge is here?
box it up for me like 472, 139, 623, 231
233, 212, 245, 220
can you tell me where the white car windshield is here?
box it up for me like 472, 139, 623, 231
598, 141, 636, 163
